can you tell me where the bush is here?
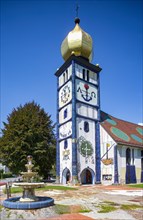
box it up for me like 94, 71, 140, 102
2, 172, 13, 178
0, 169, 4, 179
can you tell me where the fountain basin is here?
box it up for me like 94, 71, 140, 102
3, 196, 54, 209
2, 155, 54, 210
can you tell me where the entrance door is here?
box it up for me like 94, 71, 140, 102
86, 169, 92, 184
62, 168, 71, 184
66, 170, 70, 182
80, 168, 94, 184
125, 148, 136, 184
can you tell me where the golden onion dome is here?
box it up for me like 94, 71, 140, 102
61, 18, 93, 62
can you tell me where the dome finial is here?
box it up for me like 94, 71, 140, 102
75, 2, 80, 24
76, 2, 79, 17
75, 17, 80, 24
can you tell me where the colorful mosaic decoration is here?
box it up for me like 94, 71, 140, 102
102, 158, 113, 165
60, 84, 71, 104
77, 136, 93, 157
106, 118, 117, 126
62, 149, 70, 160
101, 112, 117, 125
136, 127, 143, 136
76, 79, 97, 106
130, 134, 143, 143
111, 127, 130, 142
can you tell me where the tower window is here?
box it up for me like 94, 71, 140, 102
82, 69, 85, 80
63, 73, 65, 83
132, 149, 134, 165
66, 69, 68, 81
84, 121, 89, 132
64, 139, 68, 149
126, 148, 131, 165
64, 109, 67, 119
87, 70, 89, 81
141, 150, 143, 171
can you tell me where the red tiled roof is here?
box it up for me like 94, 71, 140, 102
100, 111, 143, 148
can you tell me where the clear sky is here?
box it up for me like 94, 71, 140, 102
1, 0, 143, 131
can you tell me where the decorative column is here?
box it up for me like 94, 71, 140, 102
56, 77, 60, 183
95, 121, 101, 183
71, 60, 78, 184
95, 72, 101, 183
114, 145, 119, 184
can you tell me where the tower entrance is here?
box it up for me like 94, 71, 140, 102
62, 168, 71, 184
80, 168, 94, 184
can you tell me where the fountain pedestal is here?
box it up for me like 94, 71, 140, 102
20, 187, 36, 202
14, 182, 45, 202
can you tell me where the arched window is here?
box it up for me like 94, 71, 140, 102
64, 108, 67, 119
87, 70, 89, 81
132, 149, 134, 165
64, 139, 68, 149
63, 73, 65, 83
126, 148, 131, 165
141, 150, 143, 171
84, 121, 89, 133
66, 69, 68, 81
82, 69, 85, 80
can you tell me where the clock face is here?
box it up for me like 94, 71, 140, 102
77, 136, 93, 157
59, 121, 72, 139
76, 79, 97, 106
59, 81, 72, 108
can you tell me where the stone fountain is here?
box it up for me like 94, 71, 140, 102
3, 155, 54, 209
15, 155, 45, 202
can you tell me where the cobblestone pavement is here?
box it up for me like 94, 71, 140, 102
0, 184, 143, 220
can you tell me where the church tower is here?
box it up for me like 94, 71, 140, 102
55, 18, 102, 184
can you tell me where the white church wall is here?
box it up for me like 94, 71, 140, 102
75, 63, 82, 79
133, 148, 142, 183
59, 138, 72, 183
100, 126, 116, 184
76, 118, 96, 181
135, 148, 141, 167
59, 121, 72, 139
75, 64, 98, 85
59, 65, 72, 87
117, 145, 142, 184
59, 81, 72, 109
76, 79, 98, 106
117, 146, 123, 184
76, 103, 98, 119
59, 104, 72, 124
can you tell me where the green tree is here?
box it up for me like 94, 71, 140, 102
0, 101, 56, 178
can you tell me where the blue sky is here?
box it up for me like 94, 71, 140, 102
1, 0, 143, 130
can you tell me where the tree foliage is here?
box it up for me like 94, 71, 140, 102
0, 101, 56, 178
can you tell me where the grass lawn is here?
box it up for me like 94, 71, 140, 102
4, 185, 78, 194
55, 204, 91, 214
97, 201, 143, 213
121, 204, 143, 210
127, 184, 143, 188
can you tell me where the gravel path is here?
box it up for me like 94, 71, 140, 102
0, 184, 143, 220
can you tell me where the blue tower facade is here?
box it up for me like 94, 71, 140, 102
55, 55, 102, 184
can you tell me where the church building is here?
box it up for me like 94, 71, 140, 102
55, 18, 143, 185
